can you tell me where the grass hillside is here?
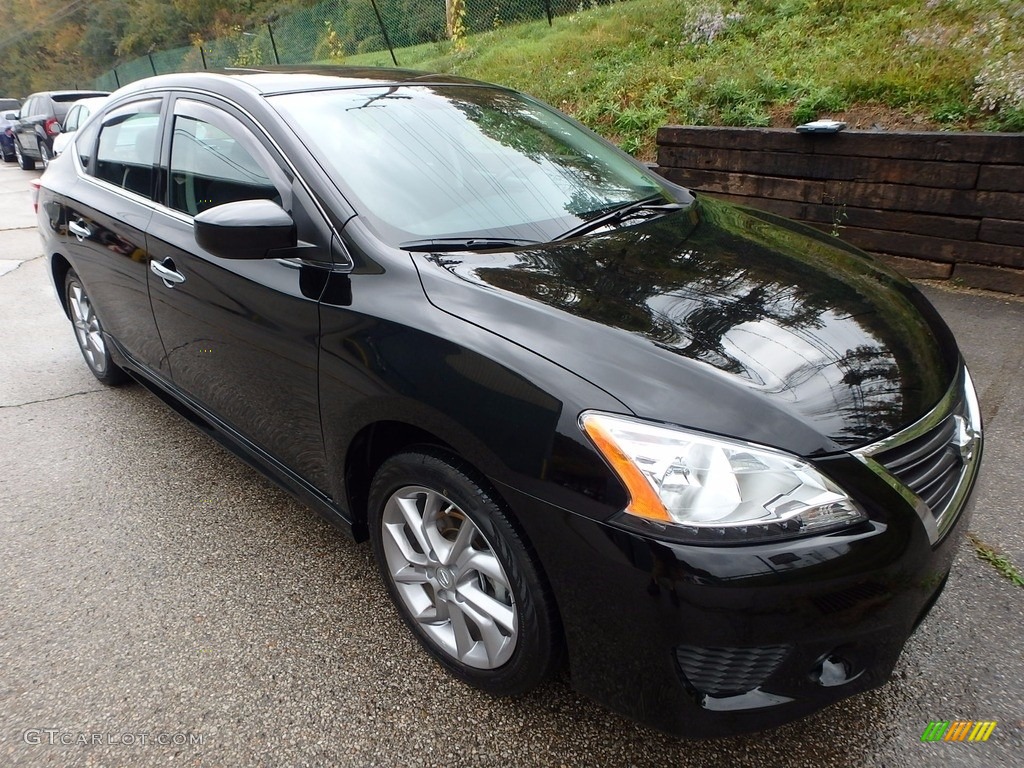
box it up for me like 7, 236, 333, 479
345, 0, 1024, 158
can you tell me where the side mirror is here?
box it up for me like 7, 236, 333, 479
194, 199, 296, 260
1, 111, 17, 120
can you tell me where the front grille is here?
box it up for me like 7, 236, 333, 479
874, 407, 963, 518
675, 644, 790, 697
855, 372, 982, 545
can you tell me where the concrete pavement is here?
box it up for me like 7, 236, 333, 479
1, 159, 1021, 767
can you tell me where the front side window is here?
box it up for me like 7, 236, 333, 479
270, 85, 669, 246
168, 114, 281, 216
93, 99, 162, 199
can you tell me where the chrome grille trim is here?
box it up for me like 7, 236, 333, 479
853, 369, 982, 546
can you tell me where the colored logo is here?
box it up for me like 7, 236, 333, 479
921, 721, 997, 742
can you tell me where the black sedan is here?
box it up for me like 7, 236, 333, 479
35, 67, 982, 738
11, 89, 109, 170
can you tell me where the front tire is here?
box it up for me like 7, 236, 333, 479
15, 139, 35, 171
65, 270, 127, 385
368, 451, 561, 696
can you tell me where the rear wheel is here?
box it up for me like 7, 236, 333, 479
368, 451, 561, 695
65, 270, 127, 385
38, 140, 51, 169
15, 139, 35, 170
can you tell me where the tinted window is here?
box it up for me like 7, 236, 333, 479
52, 92, 107, 119
52, 93, 101, 102
169, 115, 280, 216
94, 100, 162, 199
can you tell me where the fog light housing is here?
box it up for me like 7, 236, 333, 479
813, 652, 862, 687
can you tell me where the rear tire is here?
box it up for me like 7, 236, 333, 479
368, 451, 561, 696
15, 139, 35, 171
38, 140, 51, 169
65, 270, 127, 385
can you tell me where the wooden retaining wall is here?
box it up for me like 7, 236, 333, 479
655, 126, 1024, 294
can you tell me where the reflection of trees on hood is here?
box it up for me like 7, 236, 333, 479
452, 196, 945, 444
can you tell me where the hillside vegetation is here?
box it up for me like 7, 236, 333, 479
1, 0, 1021, 160
345, 0, 1024, 158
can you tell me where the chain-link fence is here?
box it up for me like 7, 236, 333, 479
92, 0, 624, 90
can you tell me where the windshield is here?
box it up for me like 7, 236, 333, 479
270, 84, 672, 245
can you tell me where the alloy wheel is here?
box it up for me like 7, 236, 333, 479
379, 484, 518, 669
68, 281, 107, 374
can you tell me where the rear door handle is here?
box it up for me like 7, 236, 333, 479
150, 258, 186, 287
68, 220, 91, 241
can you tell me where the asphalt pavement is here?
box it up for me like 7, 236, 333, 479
1, 159, 1022, 767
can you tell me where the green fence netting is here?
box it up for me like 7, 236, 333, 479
94, 0, 628, 89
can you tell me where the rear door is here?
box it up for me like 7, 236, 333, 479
145, 94, 334, 493
60, 96, 170, 375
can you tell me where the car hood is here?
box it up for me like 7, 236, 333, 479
411, 196, 960, 456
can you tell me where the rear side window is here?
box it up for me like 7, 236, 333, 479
169, 114, 281, 216
93, 99, 162, 199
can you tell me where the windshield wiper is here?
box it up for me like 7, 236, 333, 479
553, 195, 686, 242
399, 237, 541, 252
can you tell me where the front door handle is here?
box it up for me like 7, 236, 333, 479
150, 258, 186, 287
68, 220, 91, 241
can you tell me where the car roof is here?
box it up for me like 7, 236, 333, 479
114, 65, 501, 99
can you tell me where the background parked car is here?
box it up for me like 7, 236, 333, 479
10, 89, 108, 170
51, 96, 109, 157
0, 97, 20, 162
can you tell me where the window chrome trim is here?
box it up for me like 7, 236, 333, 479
72, 84, 352, 269
75, 164, 163, 211
853, 368, 982, 546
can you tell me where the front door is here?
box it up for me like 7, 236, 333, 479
146, 96, 333, 493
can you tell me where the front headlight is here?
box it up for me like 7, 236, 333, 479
580, 412, 866, 543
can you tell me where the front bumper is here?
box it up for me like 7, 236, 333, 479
496, 441, 978, 737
